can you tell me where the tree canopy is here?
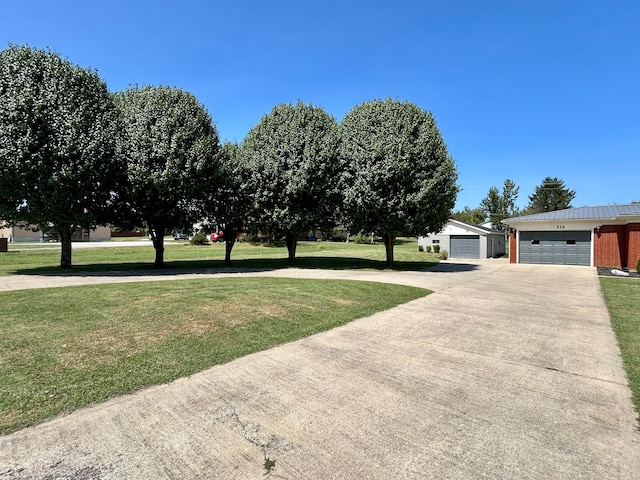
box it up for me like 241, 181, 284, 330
479, 179, 520, 229
525, 176, 576, 214
206, 141, 252, 265
0, 45, 123, 267
242, 101, 341, 265
113, 85, 220, 266
451, 206, 486, 225
340, 99, 458, 268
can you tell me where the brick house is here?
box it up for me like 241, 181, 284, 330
503, 205, 640, 270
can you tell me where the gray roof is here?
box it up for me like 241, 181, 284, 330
503, 204, 640, 223
450, 219, 503, 234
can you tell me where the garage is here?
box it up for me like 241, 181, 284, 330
519, 231, 591, 266
418, 220, 505, 259
450, 235, 480, 259
504, 205, 640, 269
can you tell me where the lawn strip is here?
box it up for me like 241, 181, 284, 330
600, 277, 640, 422
0, 277, 429, 434
1, 238, 438, 275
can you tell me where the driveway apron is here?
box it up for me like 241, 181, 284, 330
0, 260, 638, 479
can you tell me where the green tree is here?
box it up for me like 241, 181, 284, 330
502, 179, 520, 217
243, 101, 341, 265
114, 85, 220, 267
0, 45, 123, 268
525, 176, 576, 214
451, 206, 486, 224
206, 141, 252, 265
340, 99, 459, 268
480, 179, 520, 229
480, 186, 503, 228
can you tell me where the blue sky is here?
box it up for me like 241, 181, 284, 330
2, 1, 639, 210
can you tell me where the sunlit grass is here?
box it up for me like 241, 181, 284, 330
0, 277, 429, 434
2, 238, 439, 275
600, 277, 640, 423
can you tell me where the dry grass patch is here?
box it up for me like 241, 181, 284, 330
0, 276, 429, 434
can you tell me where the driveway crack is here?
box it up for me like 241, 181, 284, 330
214, 396, 293, 476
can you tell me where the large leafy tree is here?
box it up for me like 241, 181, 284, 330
243, 101, 341, 265
114, 85, 220, 267
479, 186, 503, 227
0, 45, 123, 268
206, 141, 252, 265
525, 176, 576, 214
451, 206, 486, 224
502, 179, 520, 218
340, 99, 459, 268
479, 179, 520, 229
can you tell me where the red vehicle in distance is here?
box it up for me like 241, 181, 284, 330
209, 231, 224, 242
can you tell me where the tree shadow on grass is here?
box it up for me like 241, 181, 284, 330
11, 256, 443, 276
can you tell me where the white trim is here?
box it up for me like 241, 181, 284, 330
512, 227, 594, 266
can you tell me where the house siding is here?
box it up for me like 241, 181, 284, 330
594, 226, 626, 268
591, 223, 640, 270
0, 225, 111, 242
627, 223, 640, 270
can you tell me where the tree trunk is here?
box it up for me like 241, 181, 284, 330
285, 232, 298, 266
150, 225, 165, 267
223, 228, 237, 266
383, 233, 396, 269
58, 224, 73, 269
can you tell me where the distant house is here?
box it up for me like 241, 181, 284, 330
418, 220, 506, 259
0, 223, 111, 242
502, 204, 640, 269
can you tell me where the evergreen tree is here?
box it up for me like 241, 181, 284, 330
526, 177, 576, 213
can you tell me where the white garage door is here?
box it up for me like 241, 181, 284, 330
519, 231, 591, 266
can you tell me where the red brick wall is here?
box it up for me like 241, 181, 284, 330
628, 223, 640, 271
509, 229, 517, 263
594, 225, 626, 268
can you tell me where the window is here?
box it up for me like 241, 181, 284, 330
566, 240, 576, 245
531, 240, 540, 245
432, 240, 440, 244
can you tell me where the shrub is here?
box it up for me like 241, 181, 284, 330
636, 257, 640, 272
425, 245, 432, 253
351, 233, 370, 244
439, 249, 448, 260
433, 244, 440, 253
418, 245, 424, 252
189, 233, 210, 245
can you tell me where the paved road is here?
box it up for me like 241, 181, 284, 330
1, 260, 638, 479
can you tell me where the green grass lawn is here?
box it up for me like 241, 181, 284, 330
1, 238, 439, 275
600, 277, 640, 421
0, 277, 429, 435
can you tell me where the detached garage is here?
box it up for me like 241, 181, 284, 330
418, 220, 505, 259
503, 204, 640, 269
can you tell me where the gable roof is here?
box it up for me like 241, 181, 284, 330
447, 219, 503, 235
503, 204, 640, 224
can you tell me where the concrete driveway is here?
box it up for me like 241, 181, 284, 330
1, 260, 638, 479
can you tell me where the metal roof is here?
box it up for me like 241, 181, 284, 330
449, 219, 503, 234
503, 204, 640, 223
